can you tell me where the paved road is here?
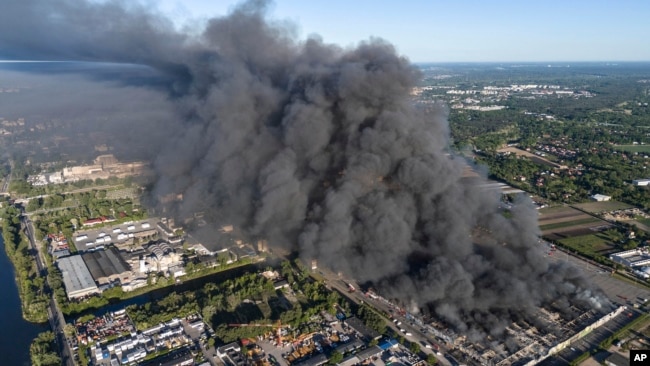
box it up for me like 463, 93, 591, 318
0, 160, 11, 195
20, 208, 76, 366
13, 184, 122, 204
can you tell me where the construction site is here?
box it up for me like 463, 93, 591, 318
227, 318, 366, 366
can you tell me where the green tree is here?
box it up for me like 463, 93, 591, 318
328, 351, 343, 365
30, 331, 61, 366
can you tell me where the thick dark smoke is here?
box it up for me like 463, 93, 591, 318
0, 0, 605, 341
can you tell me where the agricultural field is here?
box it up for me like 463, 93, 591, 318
557, 232, 619, 258
497, 147, 562, 168
630, 219, 650, 234
613, 144, 650, 154
538, 205, 613, 240
572, 201, 633, 214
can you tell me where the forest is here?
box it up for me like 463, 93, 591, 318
0, 203, 48, 322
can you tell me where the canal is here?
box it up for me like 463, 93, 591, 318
75, 262, 260, 318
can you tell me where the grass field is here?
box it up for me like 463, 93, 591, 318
558, 233, 618, 257
539, 217, 601, 231
635, 218, 650, 227
614, 144, 650, 153
538, 206, 576, 215
572, 201, 633, 213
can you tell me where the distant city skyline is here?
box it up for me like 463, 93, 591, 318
153, 0, 650, 63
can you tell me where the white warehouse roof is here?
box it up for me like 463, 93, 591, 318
57, 255, 99, 299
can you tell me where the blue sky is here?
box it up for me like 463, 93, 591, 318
154, 0, 650, 63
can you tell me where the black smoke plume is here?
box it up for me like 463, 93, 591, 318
0, 0, 605, 340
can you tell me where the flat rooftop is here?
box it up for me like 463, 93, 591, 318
57, 255, 99, 298
81, 246, 131, 282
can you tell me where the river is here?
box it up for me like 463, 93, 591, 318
1, 225, 260, 365
0, 235, 48, 366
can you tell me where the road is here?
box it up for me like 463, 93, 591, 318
20, 207, 76, 366
0, 159, 11, 195
14, 184, 123, 204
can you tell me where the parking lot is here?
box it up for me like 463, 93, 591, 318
72, 218, 158, 251
547, 249, 650, 304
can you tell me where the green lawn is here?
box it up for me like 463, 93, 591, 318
539, 217, 601, 231
614, 144, 650, 153
538, 206, 582, 217
572, 201, 633, 213
635, 218, 650, 227
558, 233, 617, 257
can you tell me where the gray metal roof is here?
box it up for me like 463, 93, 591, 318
81, 246, 131, 282
355, 346, 384, 361
57, 255, 98, 297
345, 317, 381, 340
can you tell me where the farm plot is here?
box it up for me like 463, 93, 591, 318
614, 144, 650, 154
557, 233, 619, 258
572, 200, 632, 214
538, 206, 613, 240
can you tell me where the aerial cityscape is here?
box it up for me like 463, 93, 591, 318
1, 1, 650, 366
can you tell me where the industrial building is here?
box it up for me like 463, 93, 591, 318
610, 248, 650, 278
81, 247, 133, 285
187, 224, 251, 255
57, 255, 100, 299
344, 317, 381, 341
230, 245, 258, 261
132, 241, 184, 277
433, 305, 626, 366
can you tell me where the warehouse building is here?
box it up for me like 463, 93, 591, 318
82, 247, 133, 285
344, 317, 381, 341
57, 255, 100, 299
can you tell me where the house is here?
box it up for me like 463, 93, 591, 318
273, 279, 290, 290
633, 179, 650, 186
591, 194, 611, 201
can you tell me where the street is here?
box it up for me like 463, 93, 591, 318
20, 206, 76, 366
